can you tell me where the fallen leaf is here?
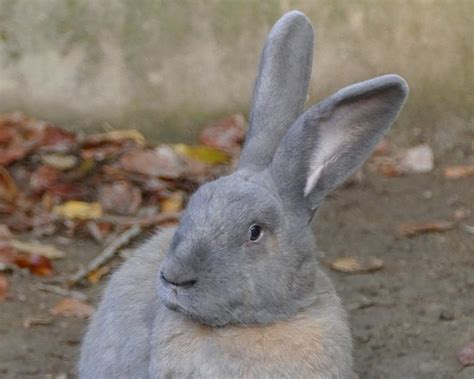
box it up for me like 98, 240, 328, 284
87, 264, 112, 284
8, 240, 65, 259
0, 145, 29, 166
160, 191, 184, 213
80, 144, 126, 161
50, 298, 95, 319
33, 123, 77, 153
0, 273, 8, 302
41, 153, 78, 170
173, 144, 230, 165
443, 164, 474, 179
453, 207, 470, 221
397, 221, 454, 236
29, 165, 59, 192
0, 242, 16, 266
199, 114, 246, 154
15, 254, 53, 276
120, 146, 185, 178
53, 201, 103, 220
0, 224, 12, 239
458, 341, 474, 367
374, 160, 403, 177
98, 181, 142, 215
398, 144, 434, 174
84, 129, 145, 146
0, 166, 18, 202
48, 183, 90, 201
373, 137, 391, 156
329, 257, 383, 273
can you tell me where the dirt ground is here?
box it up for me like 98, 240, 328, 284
0, 158, 473, 379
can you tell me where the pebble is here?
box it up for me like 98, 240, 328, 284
439, 309, 455, 321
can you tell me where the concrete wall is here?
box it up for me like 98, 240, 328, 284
0, 0, 472, 147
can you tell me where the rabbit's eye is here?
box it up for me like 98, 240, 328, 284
248, 224, 263, 242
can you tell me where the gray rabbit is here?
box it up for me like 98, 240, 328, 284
80, 10, 408, 379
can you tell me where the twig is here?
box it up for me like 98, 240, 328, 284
68, 225, 142, 286
34, 283, 87, 301
461, 224, 474, 235
99, 212, 181, 228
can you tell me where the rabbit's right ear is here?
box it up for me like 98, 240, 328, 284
238, 11, 314, 171
270, 75, 409, 219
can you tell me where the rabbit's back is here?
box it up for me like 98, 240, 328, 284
79, 227, 176, 379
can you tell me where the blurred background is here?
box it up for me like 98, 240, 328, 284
0, 1, 473, 378
0, 0, 472, 147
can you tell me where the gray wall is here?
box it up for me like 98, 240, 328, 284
0, 0, 472, 148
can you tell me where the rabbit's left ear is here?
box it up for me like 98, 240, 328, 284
270, 74, 409, 217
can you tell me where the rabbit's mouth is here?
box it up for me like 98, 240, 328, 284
159, 276, 196, 316
160, 291, 211, 325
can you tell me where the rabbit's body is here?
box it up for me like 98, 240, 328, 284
80, 10, 408, 379
81, 227, 352, 379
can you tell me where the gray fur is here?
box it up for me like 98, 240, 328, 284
80, 10, 408, 379
239, 10, 314, 171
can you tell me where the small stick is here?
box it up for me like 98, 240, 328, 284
68, 225, 142, 286
34, 283, 87, 301
99, 212, 181, 228
461, 224, 474, 235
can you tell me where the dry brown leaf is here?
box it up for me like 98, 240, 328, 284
376, 161, 403, 177
0, 242, 16, 266
29, 165, 59, 192
87, 264, 112, 284
0, 273, 8, 302
15, 254, 54, 276
50, 298, 95, 319
160, 191, 184, 213
8, 240, 65, 259
329, 257, 383, 273
397, 221, 454, 237
0, 166, 18, 202
53, 201, 103, 220
373, 137, 391, 156
33, 123, 77, 153
0, 224, 12, 240
84, 129, 145, 146
199, 113, 246, 155
443, 164, 474, 179
453, 207, 470, 221
458, 341, 474, 367
98, 181, 142, 215
41, 153, 78, 170
0, 146, 29, 166
48, 183, 90, 201
120, 146, 185, 178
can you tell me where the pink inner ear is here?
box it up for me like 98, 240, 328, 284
303, 95, 387, 197
303, 118, 348, 196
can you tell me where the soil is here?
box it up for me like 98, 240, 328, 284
0, 163, 473, 379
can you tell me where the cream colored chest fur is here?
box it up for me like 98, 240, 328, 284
149, 292, 351, 378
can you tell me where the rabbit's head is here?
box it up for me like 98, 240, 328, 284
158, 11, 408, 326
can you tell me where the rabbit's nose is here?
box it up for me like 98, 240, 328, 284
160, 270, 197, 288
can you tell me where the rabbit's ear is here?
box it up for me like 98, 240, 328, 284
238, 11, 314, 171
270, 75, 409, 216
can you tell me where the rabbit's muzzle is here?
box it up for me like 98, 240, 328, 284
160, 270, 197, 289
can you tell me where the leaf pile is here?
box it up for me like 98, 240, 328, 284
0, 113, 245, 242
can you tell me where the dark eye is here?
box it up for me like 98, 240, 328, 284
248, 224, 263, 242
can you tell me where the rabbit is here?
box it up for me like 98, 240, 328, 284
79, 10, 408, 379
